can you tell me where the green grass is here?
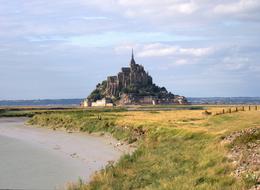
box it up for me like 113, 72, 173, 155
130, 105, 206, 110
242, 174, 259, 189
26, 109, 260, 190
68, 128, 241, 190
0, 107, 127, 118
28, 111, 138, 142
232, 130, 260, 146
0, 110, 36, 117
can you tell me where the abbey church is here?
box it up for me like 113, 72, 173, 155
106, 51, 153, 98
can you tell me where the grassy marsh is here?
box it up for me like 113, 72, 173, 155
25, 106, 260, 189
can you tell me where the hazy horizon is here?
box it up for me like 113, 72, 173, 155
1, 1, 260, 99
1, 97, 260, 102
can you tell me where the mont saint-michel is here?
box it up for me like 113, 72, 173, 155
83, 50, 188, 107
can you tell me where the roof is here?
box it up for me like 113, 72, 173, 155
122, 67, 130, 73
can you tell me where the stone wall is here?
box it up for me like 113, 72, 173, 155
107, 76, 118, 97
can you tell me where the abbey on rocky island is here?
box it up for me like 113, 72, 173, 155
106, 51, 153, 98
82, 50, 188, 107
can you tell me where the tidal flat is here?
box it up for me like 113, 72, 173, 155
0, 117, 131, 189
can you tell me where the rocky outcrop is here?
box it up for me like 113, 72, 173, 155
86, 50, 188, 106
223, 128, 260, 189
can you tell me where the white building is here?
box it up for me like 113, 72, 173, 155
82, 98, 114, 107
92, 98, 114, 107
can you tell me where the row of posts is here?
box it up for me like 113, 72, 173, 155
214, 105, 258, 116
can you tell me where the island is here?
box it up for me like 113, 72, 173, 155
82, 50, 188, 107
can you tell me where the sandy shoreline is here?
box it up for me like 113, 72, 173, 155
0, 117, 134, 189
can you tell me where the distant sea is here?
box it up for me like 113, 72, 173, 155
188, 97, 260, 105
0, 97, 260, 106
0, 99, 83, 107
0, 97, 260, 107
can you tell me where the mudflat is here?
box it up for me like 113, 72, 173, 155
0, 117, 130, 189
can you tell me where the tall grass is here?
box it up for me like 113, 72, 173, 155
80, 129, 241, 190
0, 110, 35, 117
28, 111, 139, 142
28, 108, 260, 190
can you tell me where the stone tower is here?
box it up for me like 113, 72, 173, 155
129, 49, 152, 86
130, 48, 136, 66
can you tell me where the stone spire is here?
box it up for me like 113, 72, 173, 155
130, 48, 136, 66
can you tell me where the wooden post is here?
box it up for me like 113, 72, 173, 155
242, 106, 245, 111
249, 106, 251, 111
228, 108, 231, 113
223, 109, 225, 114
235, 107, 238, 112
256, 106, 258, 111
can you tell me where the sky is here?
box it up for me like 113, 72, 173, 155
0, 0, 260, 100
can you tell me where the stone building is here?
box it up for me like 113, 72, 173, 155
91, 98, 113, 107
106, 50, 153, 98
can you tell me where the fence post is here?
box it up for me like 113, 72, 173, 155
249, 106, 251, 111
256, 106, 258, 111
228, 108, 231, 113
223, 109, 225, 114
242, 106, 245, 111
235, 107, 238, 112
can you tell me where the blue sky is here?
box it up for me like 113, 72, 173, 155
0, 0, 260, 100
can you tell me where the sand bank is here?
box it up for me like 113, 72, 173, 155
0, 117, 133, 189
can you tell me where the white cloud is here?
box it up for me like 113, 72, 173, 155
137, 44, 178, 57
87, 0, 260, 23
168, 2, 198, 14
175, 59, 189, 65
119, 0, 198, 18
179, 47, 213, 57
214, 0, 260, 15
1, 0, 260, 39
71, 16, 111, 21
222, 56, 250, 71
114, 43, 139, 54
136, 43, 214, 57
